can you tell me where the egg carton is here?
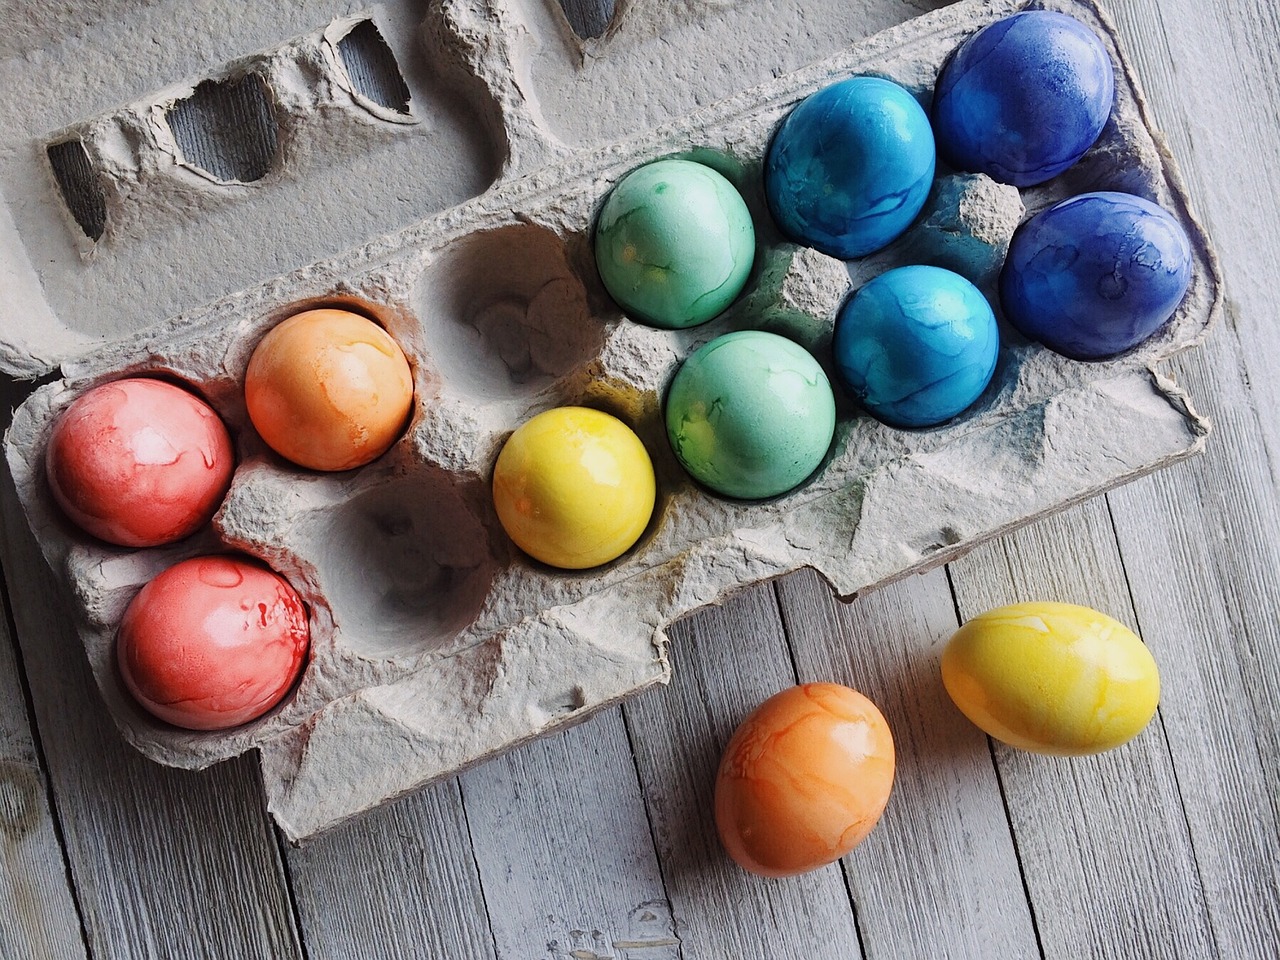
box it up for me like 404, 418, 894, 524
2, 0, 1220, 840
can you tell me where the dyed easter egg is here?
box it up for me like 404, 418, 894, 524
932, 11, 1114, 186
594, 158, 755, 329
118, 555, 310, 731
665, 330, 835, 500
493, 407, 656, 570
942, 601, 1160, 755
245, 308, 414, 471
45, 378, 233, 547
715, 683, 895, 878
1001, 192, 1193, 360
765, 76, 935, 259
833, 265, 998, 428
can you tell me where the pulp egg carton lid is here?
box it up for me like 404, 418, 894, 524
1, 0, 1221, 840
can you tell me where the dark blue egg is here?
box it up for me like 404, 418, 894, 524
932, 11, 1114, 186
765, 76, 935, 259
833, 265, 999, 428
1000, 192, 1193, 360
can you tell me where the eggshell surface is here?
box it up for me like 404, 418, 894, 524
765, 76, 935, 258
594, 158, 755, 329
715, 683, 895, 878
833, 265, 999, 428
45, 378, 234, 547
942, 601, 1160, 755
492, 406, 656, 570
1000, 192, 1193, 360
245, 309, 414, 471
665, 330, 835, 500
932, 11, 1114, 186
117, 555, 310, 731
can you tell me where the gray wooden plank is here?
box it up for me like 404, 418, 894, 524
774, 568, 1040, 960
947, 498, 1216, 959
558, 0, 618, 40
0, 571, 87, 960
622, 583, 863, 959
285, 778, 496, 960
0, 461, 304, 960
1108, 402, 1280, 960
1085, 1, 1280, 954
459, 707, 676, 960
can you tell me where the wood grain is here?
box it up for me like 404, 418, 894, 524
947, 498, 1217, 959
458, 707, 675, 960
622, 583, 864, 958
285, 779, 496, 960
0, 567, 86, 960
775, 568, 1041, 960
0, 464, 303, 960
1095, 1, 1280, 954
558, 0, 618, 40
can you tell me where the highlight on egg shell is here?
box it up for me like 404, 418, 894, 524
593, 158, 756, 329
765, 75, 935, 259
492, 406, 657, 570
245, 308, 414, 472
117, 555, 311, 731
941, 601, 1160, 755
832, 265, 999, 428
715, 683, 896, 878
665, 330, 836, 500
45, 377, 234, 548
1000, 191, 1193, 360
932, 10, 1115, 186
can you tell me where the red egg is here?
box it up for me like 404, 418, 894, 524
117, 555, 310, 731
715, 683, 895, 878
45, 378, 234, 547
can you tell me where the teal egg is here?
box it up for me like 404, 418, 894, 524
594, 159, 756, 329
665, 331, 836, 499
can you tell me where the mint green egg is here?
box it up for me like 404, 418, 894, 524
665, 330, 836, 499
594, 159, 756, 329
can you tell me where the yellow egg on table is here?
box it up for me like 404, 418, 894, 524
492, 406, 656, 570
941, 601, 1160, 755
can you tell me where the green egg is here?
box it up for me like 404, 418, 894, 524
594, 159, 756, 329
665, 330, 836, 499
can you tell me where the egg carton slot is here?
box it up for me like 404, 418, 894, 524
3, 0, 1221, 840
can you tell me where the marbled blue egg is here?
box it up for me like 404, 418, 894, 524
765, 76, 935, 259
932, 11, 1114, 187
833, 266, 999, 428
1000, 192, 1193, 360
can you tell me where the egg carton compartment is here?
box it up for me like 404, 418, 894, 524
0, 1, 504, 378
4, 0, 1221, 839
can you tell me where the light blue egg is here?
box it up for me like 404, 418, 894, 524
765, 77, 936, 259
833, 266, 999, 428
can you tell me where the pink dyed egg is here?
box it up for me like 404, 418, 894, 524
117, 555, 310, 731
46, 378, 234, 547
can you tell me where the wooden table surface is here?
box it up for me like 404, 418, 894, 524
3, 1, 1278, 957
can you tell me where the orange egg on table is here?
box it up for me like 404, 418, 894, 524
715, 683, 895, 878
245, 308, 413, 471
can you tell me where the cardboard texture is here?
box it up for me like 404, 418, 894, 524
1, 0, 1221, 839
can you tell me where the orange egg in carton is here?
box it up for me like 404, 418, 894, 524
2, 0, 1219, 839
